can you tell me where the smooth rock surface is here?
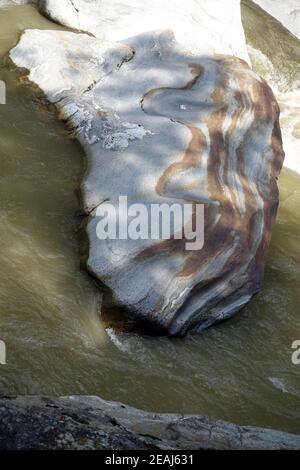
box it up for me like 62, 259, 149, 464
37, 0, 250, 63
252, 0, 300, 41
0, 396, 299, 450
10, 28, 284, 335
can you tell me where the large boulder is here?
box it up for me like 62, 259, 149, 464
10, 27, 284, 335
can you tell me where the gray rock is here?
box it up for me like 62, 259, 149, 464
10, 26, 284, 335
0, 395, 299, 450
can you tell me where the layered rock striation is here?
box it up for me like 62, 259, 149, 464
10, 5, 284, 335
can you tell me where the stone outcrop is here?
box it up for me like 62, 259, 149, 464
252, 0, 300, 41
37, 0, 250, 63
10, 23, 284, 335
0, 396, 299, 450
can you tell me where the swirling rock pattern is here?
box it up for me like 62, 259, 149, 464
10, 28, 284, 335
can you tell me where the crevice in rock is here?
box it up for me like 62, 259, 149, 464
79, 198, 110, 218
82, 48, 136, 96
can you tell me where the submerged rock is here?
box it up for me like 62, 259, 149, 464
0, 396, 299, 450
10, 26, 284, 335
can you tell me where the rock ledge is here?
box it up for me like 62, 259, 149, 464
0, 396, 299, 450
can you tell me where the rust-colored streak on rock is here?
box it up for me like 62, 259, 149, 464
143, 55, 283, 333
156, 126, 206, 196
142, 63, 206, 197
10, 29, 285, 334
141, 63, 204, 110
177, 65, 235, 278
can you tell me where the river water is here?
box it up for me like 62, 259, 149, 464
0, 2, 299, 433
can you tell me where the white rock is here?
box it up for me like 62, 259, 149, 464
253, 0, 300, 41
37, 0, 250, 63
